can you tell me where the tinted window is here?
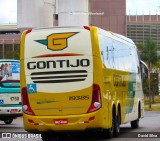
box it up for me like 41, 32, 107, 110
98, 34, 138, 73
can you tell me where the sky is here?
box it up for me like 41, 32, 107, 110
1, 0, 160, 24
127, 0, 160, 15
0, 0, 17, 24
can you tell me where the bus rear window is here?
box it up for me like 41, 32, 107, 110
0, 61, 20, 81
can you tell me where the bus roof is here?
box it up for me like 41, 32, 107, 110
30, 26, 85, 31
0, 59, 19, 62
112, 33, 135, 45
26, 26, 135, 46
97, 27, 135, 45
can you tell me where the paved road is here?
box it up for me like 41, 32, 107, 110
0, 111, 160, 141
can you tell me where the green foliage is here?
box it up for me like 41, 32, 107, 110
137, 38, 160, 100
136, 42, 143, 52
5, 51, 20, 60
150, 73, 159, 95
142, 77, 149, 95
139, 38, 158, 65
143, 73, 159, 96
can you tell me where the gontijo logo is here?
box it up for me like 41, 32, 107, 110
35, 32, 79, 51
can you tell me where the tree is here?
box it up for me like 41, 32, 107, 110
5, 51, 20, 60
137, 38, 160, 109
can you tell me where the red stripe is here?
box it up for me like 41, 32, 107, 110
32, 53, 83, 58
1, 80, 20, 83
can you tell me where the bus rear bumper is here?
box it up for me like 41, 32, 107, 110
23, 110, 110, 133
0, 107, 22, 118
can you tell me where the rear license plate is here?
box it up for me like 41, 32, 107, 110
10, 109, 18, 113
54, 119, 68, 125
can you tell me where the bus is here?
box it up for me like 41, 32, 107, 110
20, 26, 145, 140
0, 59, 22, 124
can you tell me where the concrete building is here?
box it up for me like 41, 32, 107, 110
17, 0, 55, 29
127, 15, 160, 47
0, 24, 20, 59
90, 0, 126, 35
58, 0, 89, 26
0, 0, 127, 59
0, 0, 126, 59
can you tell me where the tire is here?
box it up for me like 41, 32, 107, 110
102, 108, 116, 139
131, 119, 139, 129
131, 103, 140, 129
41, 132, 57, 141
113, 111, 120, 137
4, 119, 13, 124
102, 127, 113, 139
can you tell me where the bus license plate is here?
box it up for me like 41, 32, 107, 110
10, 109, 18, 113
54, 119, 68, 125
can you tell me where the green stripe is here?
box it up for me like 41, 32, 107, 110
0, 104, 22, 107
0, 88, 20, 93
125, 73, 136, 114
37, 101, 59, 104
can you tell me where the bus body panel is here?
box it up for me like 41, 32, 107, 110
21, 27, 94, 116
20, 26, 144, 133
0, 60, 22, 119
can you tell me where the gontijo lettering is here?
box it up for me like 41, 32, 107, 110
27, 59, 90, 69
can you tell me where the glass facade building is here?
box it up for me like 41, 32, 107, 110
126, 15, 160, 55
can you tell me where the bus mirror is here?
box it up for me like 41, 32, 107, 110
140, 60, 148, 79
144, 68, 148, 79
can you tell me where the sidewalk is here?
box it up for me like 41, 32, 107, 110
144, 103, 160, 111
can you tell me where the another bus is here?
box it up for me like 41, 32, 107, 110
20, 26, 145, 140
0, 59, 22, 124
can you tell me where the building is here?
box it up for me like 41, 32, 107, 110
90, 0, 126, 35
57, 0, 126, 35
127, 15, 160, 47
0, 24, 20, 59
0, 0, 126, 59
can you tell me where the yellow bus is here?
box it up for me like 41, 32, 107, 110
20, 26, 145, 140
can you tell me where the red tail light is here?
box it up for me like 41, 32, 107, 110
26, 29, 32, 34
84, 26, 90, 30
87, 84, 102, 113
21, 87, 35, 115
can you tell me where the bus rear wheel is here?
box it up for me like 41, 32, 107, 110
4, 119, 13, 124
131, 119, 139, 129
113, 111, 120, 137
41, 132, 57, 141
102, 125, 113, 139
102, 107, 120, 139
131, 103, 141, 129
102, 113, 114, 139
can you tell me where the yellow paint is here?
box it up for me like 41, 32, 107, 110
48, 32, 78, 51
20, 30, 27, 89
20, 26, 144, 133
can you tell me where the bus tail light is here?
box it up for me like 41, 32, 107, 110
84, 26, 90, 30
87, 84, 102, 113
26, 29, 32, 34
21, 87, 35, 116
